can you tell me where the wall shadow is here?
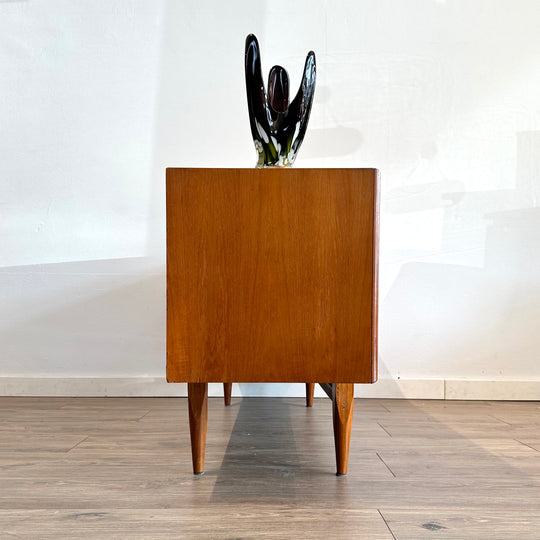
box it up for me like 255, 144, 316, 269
0, 257, 164, 376
381, 128, 540, 380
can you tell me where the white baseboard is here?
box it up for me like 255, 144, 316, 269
0, 377, 539, 400
444, 380, 540, 400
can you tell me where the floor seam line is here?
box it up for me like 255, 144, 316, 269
378, 509, 397, 540
376, 452, 396, 478
514, 439, 540, 452
66, 436, 89, 453
490, 414, 512, 426
377, 422, 393, 437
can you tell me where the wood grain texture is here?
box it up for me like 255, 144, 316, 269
188, 383, 207, 474
2, 397, 540, 538
306, 383, 315, 407
332, 383, 354, 475
166, 168, 379, 383
223, 383, 232, 406
0, 508, 394, 539
379, 510, 540, 540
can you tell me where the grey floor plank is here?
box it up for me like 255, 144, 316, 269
1, 396, 539, 538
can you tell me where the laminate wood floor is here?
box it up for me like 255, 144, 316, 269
1, 397, 539, 539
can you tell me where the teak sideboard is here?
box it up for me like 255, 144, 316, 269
166, 168, 379, 475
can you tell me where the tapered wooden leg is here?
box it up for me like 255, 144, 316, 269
332, 383, 354, 476
306, 383, 315, 407
188, 382, 208, 475
223, 383, 232, 406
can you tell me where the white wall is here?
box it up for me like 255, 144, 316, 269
1, 0, 540, 397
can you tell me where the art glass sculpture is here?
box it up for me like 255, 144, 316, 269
245, 34, 316, 168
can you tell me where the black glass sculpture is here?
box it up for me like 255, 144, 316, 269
245, 34, 316, 168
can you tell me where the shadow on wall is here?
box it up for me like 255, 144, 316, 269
300, 86, 364, 159
381, 133, 540, 379
147, 0, 272, 258
0, 257, 165, 376
300, 125, 363, 159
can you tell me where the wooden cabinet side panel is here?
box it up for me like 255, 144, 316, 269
371, 169, 380, 383
167, 168, 378, 383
